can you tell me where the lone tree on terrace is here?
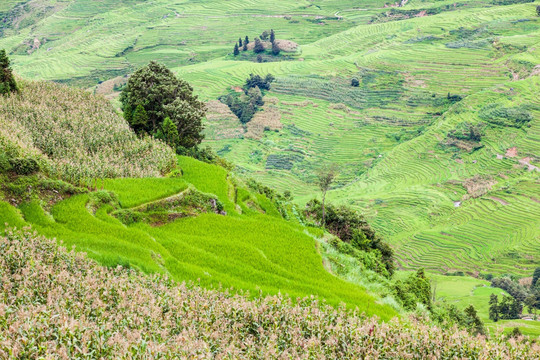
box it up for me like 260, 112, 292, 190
233, 43, 240, 56
120, 61, 206, 149
316, 163, 339, 228
0, 49, 18, 95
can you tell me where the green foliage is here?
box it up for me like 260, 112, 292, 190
131, 104, 149, 134
161, 117, 179, 147
351, 78, 360, 87
478, 103, 533, 128
244, 73, 275, 92
270, 29, 275, 44
464, 305, 485, 335
120, 61, 206, 148
220, 80, 268, 124
0, 49, 18, 95
0, 153, 11, 173
8, 157, 40, 176
447, 122, 484, 142
533, 267, 540, 289
233, 43, 239, 56
491, 277, 530, 302
489, 293, 499, 322
393, 269, 432, 310
305, 199, 395, 276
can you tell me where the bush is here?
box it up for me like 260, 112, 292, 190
0, 153, 12, 173
479, 103, 533, 128
9, 157, 40, 175
351, 78, 360, 87
447, 122, 484, 142
305, 199, 395, 276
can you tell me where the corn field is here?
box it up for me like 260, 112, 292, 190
0, 80, 176, 182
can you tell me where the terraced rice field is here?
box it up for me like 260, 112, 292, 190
1, 0, 539, 277
0, 156, 396, 320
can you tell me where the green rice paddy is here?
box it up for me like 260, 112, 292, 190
0, 156, 396, 320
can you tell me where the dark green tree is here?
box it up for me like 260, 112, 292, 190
0, 49, 18, 95
464, 305, 485, 335
131, 104, 149, 134
261, 30, 269, 41
270, 29, 275, 43
489, 294, 499, 322
120, 61, 205, 148
238, 38, 243, 47
271, 41, 280, 56
243, 42, 248, 51
351, 78, 360, 87
161, 117, 179, 147
536, 5, 540, 16
256, 55, 263, 63
233, 43, 240, 56
254, 38, 265, 53
532, 267, 540, 288
123, 103, 133, 124
245, 36, 249, 45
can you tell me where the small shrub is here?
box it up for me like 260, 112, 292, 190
351, 78, 360, 87
9, 157, 40, 175
0, 153, 12, 173
479, 103, 533, 128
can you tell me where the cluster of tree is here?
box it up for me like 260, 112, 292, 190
219, 74, 275, 124
447, 122, 484, 142
393, 269, 432, 310
489, 294, 523, 321
0, 49, 18, 95
488, 268, 540, 321
233, 30, 280, 61
304, 199, 395, 276
432, 303, 485, 335
120, 61, 206, 151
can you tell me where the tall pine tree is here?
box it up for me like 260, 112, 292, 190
0, 49, 18, 95
270, 29, 275, 43
233, 43, 239, 56
238, 38, 243, 47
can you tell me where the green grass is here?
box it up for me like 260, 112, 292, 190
2, 0, 540, 323
101, 178, 188, 208
1, 157, 397, 321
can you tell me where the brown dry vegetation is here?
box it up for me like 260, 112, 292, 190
1, 230, 539, 359
0, 80, 175, 182
245, 104, 283, 140
204, 100, 245, 140
463, 175, 497, 198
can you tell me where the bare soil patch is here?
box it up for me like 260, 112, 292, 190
506, 147, 518, 158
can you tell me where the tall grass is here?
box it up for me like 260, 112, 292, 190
0, 80, 176, 182
1, 230, 538, 359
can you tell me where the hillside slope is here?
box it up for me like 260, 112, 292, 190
3, 230, 538, 358
0, 80, 398, 319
